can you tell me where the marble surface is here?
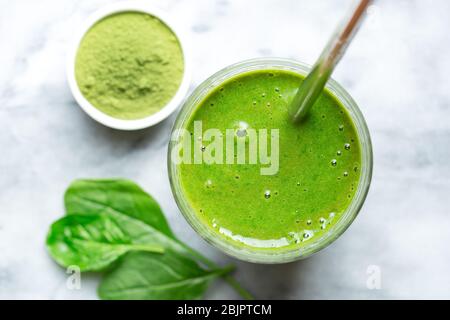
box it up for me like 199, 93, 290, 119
1, 0, 450, 299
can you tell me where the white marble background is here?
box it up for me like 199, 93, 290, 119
1, 0, 450, 299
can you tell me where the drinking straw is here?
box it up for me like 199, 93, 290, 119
289, 0, 373, 123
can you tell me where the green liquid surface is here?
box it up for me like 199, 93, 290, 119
178, 70, 362, 251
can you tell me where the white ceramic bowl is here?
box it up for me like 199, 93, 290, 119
67, 1, 191, 130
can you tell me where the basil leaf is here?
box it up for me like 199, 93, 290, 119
98, 251, 233, 300
64, 179, 174, 238
46, 212, 164, 271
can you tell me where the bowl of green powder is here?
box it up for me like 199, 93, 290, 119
67, 2, 190, 130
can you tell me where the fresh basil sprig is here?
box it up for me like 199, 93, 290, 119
46, 179, 253, 300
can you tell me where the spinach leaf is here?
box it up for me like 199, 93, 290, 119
98, 251, 233, 300
47, 178, 253, 299
63, 179, 193, 260
64, 179, 173, 237
46, 212, 164, 271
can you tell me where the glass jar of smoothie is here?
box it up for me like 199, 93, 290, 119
168, 58, 372, 263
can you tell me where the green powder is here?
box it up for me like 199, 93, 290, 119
75, 12, 184, 120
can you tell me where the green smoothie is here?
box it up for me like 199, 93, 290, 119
177, 69, 361, 252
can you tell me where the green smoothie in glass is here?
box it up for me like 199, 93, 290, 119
169, 59, 372, 263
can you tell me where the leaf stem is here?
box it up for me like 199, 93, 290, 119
214, 264, 235, 276
222, 275, 254, 300
179, 242, 254, 300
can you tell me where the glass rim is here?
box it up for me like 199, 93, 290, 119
168, 57, 373, 264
